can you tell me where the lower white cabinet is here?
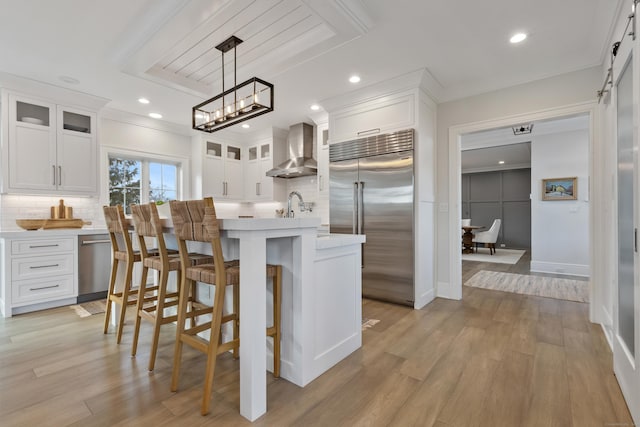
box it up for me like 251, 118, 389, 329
1, 236, 77, 317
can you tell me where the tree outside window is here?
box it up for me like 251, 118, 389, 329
109, 157, 141, 214
109, 156, 179, 213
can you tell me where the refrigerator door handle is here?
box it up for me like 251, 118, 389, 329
358, 181, 364, 235
353, 182, 358, 234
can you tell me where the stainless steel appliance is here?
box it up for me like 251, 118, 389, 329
329, 129, 414, 306
77, 234, 111, 303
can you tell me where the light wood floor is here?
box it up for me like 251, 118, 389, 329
0, 278, 633, 426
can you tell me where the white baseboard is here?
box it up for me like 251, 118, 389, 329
436, 281, 461, 300
530, 260, 589, 277
600, 306, 614, 351
414, 288, 435, 309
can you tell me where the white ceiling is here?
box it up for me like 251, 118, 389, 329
0, 0, 623, 136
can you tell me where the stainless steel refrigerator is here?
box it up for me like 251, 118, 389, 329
329, 129, 414, 306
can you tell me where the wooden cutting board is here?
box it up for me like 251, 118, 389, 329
42, 219, 91, 229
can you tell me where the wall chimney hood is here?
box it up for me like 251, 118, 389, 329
266, 122, 317, 178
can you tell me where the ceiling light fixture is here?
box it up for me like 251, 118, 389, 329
138, 98, 150, 104
310, 104, 320, 111
512, 124, 534, 135
510, 33, 527, 44
242, 123, 250, 129
349, 75, 361, 83
498, 160, 505, 164
149, 113, 162, 119
192, 35, 274, 133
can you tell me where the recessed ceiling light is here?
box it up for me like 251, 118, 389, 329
310, 104, 320, 111
349, 75, 361, 84
148, 113, 162, 119
138, 98, 150, 104
498, 160, 505, 164
242, 123, 250, 129
510, 33, 527, 44
59, 75, 79, 84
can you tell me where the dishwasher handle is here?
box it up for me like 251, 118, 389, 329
81, 239, 111, 246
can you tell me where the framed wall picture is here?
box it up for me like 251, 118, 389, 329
542, 177, 577, 200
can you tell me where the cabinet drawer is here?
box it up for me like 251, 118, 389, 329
12, 275, 74, 304
12, 254, 74, 281
12, 238, 74, 255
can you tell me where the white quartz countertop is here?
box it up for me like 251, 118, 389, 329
0, 217, 323, 238
316, 233, 366, 249
0, 227, 109, 238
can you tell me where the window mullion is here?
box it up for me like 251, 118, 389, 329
141, 160, 150, 204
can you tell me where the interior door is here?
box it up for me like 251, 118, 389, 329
614, 52, 640, 424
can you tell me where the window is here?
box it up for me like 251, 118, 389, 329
109, 156, 179, 213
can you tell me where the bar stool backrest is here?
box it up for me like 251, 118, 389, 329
103, 205, 133, 258
130, 203, 169, 261
169, 197, 226, 286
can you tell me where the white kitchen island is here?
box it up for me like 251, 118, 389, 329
0, 218, 365, 423
213, 217, 365, 421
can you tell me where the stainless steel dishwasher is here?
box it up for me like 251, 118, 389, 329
77, 234, 111, 303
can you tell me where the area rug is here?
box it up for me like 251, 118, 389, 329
461, 248, 525, 265
464, 270, 589, 303
362, 318, 380, 330
69, 300, 106, 318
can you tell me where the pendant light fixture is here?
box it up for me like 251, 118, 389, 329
192, 35, 274, 133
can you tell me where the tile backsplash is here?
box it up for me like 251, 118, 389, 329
0, 177, 328, 230
0, 195, 105, 231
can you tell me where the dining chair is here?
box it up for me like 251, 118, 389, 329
473, 218, 501, 254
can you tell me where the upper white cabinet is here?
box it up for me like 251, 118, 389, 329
244, 140, 285, 202
5, 93, 97, 195
202, 140, 244, 200
328, 92, 415, 144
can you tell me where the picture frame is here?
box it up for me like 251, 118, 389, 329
542, 177, 577, 201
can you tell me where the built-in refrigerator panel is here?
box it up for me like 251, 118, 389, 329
358, 152, 414, 304
329, 159, 358, 235
329, 129, 415, 306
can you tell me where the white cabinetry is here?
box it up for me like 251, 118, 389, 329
328, 92, 415, 144
6, 93, 97, 195
1, 236, 77, 317
244, 140, 285, 201
202, 140, 244, 200
315, 123, 330, 225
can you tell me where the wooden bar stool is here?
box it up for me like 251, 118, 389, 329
169, 197, 282, 416
129, 203, 211, 371
102, 205, 151, 344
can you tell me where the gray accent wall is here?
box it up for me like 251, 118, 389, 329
461, 168, 531, 249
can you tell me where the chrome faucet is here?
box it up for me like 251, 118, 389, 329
286, 191, 304, 218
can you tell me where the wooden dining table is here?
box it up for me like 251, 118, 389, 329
461, 225, 483, 254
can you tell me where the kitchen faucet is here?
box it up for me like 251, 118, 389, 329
286, 191, 305, 218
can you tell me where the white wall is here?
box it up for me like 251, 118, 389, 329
530, 129, 589, 276
436, 66, 602, 295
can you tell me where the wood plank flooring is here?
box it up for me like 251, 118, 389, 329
0, 262, 633, 426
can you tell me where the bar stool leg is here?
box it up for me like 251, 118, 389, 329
273, 265, 282, 378
116, 260, 136, 344
148, 268, 169, 371
201, 283, 225, 416
103, 258, 119, 334
131, 264, 149, 356
232, 282, 240, 359
171, 273, 191, 393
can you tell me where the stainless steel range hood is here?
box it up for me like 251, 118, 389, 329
266, 122, 317, 178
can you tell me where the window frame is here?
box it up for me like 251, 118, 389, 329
103, 147, 189, 210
